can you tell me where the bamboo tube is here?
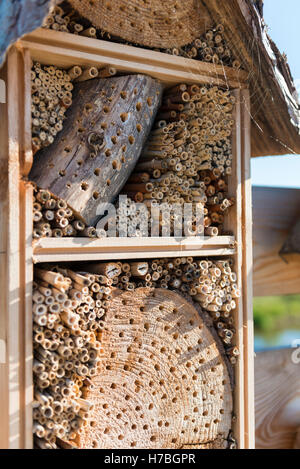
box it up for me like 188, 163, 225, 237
32, 187, 97, 240
98, 66, 117, 78
74, 67, 98, 82
130, 262, 149, 277
117, 80, 235, 238
79, 27, 97, 38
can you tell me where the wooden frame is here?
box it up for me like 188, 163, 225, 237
0, 30, 254, 449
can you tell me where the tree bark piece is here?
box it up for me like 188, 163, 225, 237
29, 75, 163, 225
77, 288, 233, 449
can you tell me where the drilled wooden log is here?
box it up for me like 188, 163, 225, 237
77, 288, 233, 449
29, 75, 163, 225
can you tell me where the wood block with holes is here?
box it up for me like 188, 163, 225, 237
77, 288, 233, 449
29, 74, 163, 225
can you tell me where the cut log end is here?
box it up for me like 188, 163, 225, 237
77, 287, 233, 449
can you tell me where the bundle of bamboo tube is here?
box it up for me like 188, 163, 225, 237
96, 196, 150, 238
33, 186, 97, 239
42, 4, 240, 69
31, 61, 74, 154
42, 1, 131, 42
165, 24, 241, 69
31, 60, 117, 155
33, 257, 238, 448
119, 83, 235, 236
42, 2, 84, 35
84, 257, 240, 357
33, 265, 110, 449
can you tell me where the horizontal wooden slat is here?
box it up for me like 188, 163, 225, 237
33, 236, 235, 263
253, 186, 300, 297
19, 29, 248, 89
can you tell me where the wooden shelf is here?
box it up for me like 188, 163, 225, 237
19, 29, 248, 89
33, 236, 236, 263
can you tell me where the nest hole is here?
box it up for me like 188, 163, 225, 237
81, 182, 89, 191
120, 113, 128, 122
128, 135, 135, 145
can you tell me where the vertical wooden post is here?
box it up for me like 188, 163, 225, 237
241, 88, 255, 448
0, 46, 34, 449
0, 58, 9, 451
20, 181, 33, 449
6, 46, 22, 449
19, 46, 34, 449
225, 89, 245, 448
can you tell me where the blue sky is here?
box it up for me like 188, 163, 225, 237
251, 0, 300, 188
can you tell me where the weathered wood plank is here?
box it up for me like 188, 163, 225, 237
7, 47, 22, 449
19, 181, 33, 449
240, 89, 255, 449
0, 46, 32, 449
223, 89, 245, 448
253, 186, 300, 297
0, 58, 9, 450
255, 349, 300, 449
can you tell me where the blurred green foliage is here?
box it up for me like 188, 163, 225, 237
254, 295, 300, 333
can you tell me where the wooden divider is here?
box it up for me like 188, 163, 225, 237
0, 55, 9, 451
32, 236, 236, 263
20, 29, 248, 89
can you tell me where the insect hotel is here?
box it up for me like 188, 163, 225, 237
0, 0, 299, 450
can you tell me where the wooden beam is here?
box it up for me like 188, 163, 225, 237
0, 46, 33, 449
19, 181, 33, 449
241, 89, 255, 449
225, 89, 246, 448
32, 236, 236, 264
19, 29, 248, 89
255, 348, 300, 449
7, 46, 23, 450
253, 186, 300, 297
0, 53, 9, 451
